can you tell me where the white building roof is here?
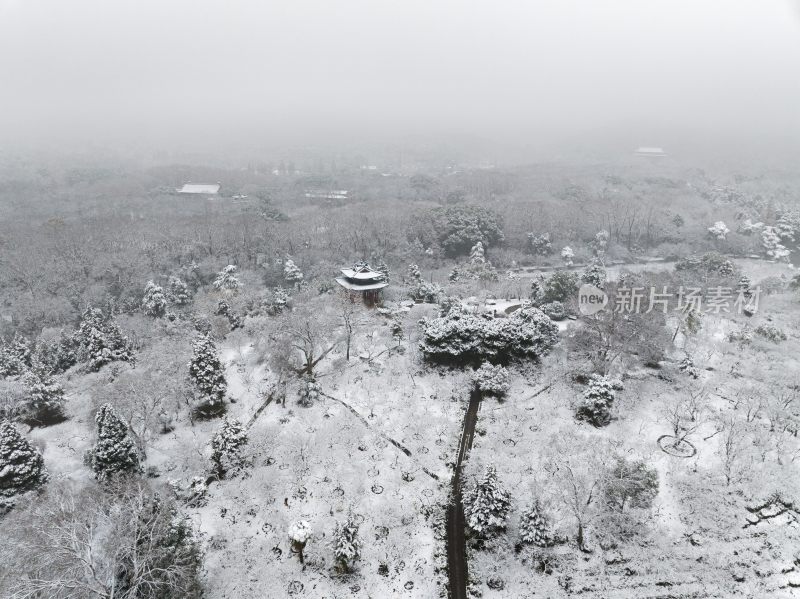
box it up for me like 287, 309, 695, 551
178, 183, 221, 194
336, 277, 389, 291
634, 147, 666, 156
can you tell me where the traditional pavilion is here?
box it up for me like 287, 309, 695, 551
335, 261, 388, 305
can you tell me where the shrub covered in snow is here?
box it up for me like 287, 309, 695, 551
75, 307, 134, 372
20, 369, 67, 426
141, 280, 168, 317
213, 265, 241, 292
761, 226, 790, 261
288, 520, 313, 564
675, 252, 737, 278
409, 279, 443, 303
464, 466, 510, 536
406, 263, 422, 282
527, 232, 553, 256
541, 271, 580, 304
471, 363, 510, 398
332, 513, 361, 572
519, 500, 554, 547
755, 324, 787, 343
576, 375, 615, 427
592, 230, 609, 255
0, 419, 48, 504
581, 261, 607, 288
539, 301, 566, 321
90, 403, 141, 480
707, 221, 730, 240
418, 303, 559, 365
210, 417, 248, 479
188, 334, 227, 418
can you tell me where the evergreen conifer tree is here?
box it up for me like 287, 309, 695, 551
20, 368, 67, 426
210, 417, 248, 479
213, 265, 241, 292
167, 275, 191, 306
283, 259, 304, 286
463, 466, 510, 536
142, 280, 168, 317
469, 241, 486, 265
519, 500, 554, 547
0, 419, 48, 502
188, 334, 227, 411
576, 375, 615, 426
332, 513, 361, 572
91, 403, 140, 480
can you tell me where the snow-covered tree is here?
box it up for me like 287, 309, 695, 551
332, 513, 361, 572
541, 271, 580, 303
707, 221, 730, 240
406, 263, 422, 282
210, 417, 248, 479
288, 520, 313, 565
527, 232, 553, 256
297, 376, 321, 407
736, 275, 752, 298
0, 335, 31, 377
376, 260, 390, 283
603, 456, 659, 512
213, 265, 241, 292
761, 226, 790, 260
75, 307, 134, 372
738, 218, 764, 235
678, 354, 699, 379
449, 266, 462, 282
472, 363, 510, 398
419, 303, 559, 365
264, 286, 291, 315
141, 280, 168, 317
592, 230, 609, 255
90, 403, 141, 480
519, 500, 554, 547
167, 275, 191, 306
581, 261, 607, 288
464, 466, 510, 536
188, 334, 227, 413
0, 419, 48, 503
529, 279, 544, 304
31, 331, 77, 375
540, 301, 566, 321
216, 300, 242, 330
561, 246, 575, 266
576, 375, 615, 427
469, 241, 486, 265
283, 259, 304, 287
20, 369, 66, 426
409, 279, 443, 303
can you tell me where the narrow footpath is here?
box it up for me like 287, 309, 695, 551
446, 389, 482, 599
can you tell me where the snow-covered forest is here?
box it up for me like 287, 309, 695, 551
2, 2, 800, 598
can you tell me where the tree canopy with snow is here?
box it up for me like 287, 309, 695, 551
90, 403, 141, 480
0, 420, 48, 503
210, 417, 248, 479
464, 466, 510, 536
141, 280, 168, 317
213, 265, 241, 292
188, 333, 227, 414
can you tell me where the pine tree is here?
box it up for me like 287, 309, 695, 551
31, 331, 77, 375
142, 280, 168, 317
188, 334, 227, 408
406, 263, 422, 282
0, 334, 31, 377
91, 403, 140, 480
297, 376, 320, 407
167, 275, 191, 306
519, 501, 554, 547
213, 265, 241, 292
469, 241, 486, 265
76, 307, 134, 372
332, 513, 361, 572
472, 363, 510, 398
210, 417, 248, 479
463, 466, 510, 536
20, 369, 67, 426
216, 300, 242, 330
0, 419, 48, 501
283, 259, 304, 286
576, 375, 615, 427
376, 260, 390, 284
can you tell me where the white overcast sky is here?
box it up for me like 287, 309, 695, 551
1, 0, 799, 157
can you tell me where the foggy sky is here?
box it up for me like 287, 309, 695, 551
1, 0, 799, 160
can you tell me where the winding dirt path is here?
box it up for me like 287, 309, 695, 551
447, 389, 482, 599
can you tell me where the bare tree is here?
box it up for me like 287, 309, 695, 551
272, 304, 340, 378
1, 480, 202, 599
662, 388, 707, 451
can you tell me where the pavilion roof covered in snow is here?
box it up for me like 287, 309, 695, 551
335, 261, 388, 291
178, 183, 221, 194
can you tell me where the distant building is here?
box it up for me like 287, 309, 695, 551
178, 182, 221, 195
634, 147, 666, 158
335, 261, 388, 306
304, 189, 349, 201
